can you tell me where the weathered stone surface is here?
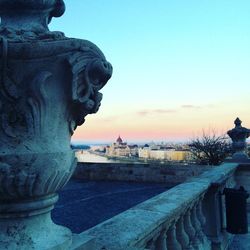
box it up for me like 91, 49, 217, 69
0, 1, 112, 249
0, 212, 72, 249
85, 208, 167, 250
71, 233, 95, 250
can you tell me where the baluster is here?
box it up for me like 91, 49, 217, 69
155, 229, 167, 250
190, 203, 203, 249
184, 208, 196, 250
166, 222, 182, 250
197, 199, 206, 231
193, 198, 211, 249
146, 238, 156, 250
176, 215, 190, 249
194, 199, 207, 243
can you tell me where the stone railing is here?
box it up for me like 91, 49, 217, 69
79, 163, 238, 250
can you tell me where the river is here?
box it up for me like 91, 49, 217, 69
75, 150, 123, 163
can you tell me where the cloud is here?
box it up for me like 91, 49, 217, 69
137, 110, 149, 116
137, 109, 177, 116
181, 104, 201, 109
205, 104, 216, 108
181, 104, 216, 109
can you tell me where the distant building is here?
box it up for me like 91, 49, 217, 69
138, 144, 192, 162
90, 145, 106, 152
105, 136, 138, 157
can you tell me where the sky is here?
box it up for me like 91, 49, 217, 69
50, 0, 250, 144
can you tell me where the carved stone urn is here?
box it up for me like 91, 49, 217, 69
227, 118, 250, 160
0, 1, 112, 249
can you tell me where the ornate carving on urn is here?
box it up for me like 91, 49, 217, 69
227, 118, 250, 160
0, 1, 112, 249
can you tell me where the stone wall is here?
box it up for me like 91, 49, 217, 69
73, 162, 211, 186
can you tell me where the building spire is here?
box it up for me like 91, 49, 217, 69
116, 135, 123, 144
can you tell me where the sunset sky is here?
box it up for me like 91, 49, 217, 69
50, 0, 250, 143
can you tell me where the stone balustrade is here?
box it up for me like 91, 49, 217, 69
80, 163, 238, 250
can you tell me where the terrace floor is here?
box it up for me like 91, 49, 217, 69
52, 179, 169, 233
229, 221, 250, 250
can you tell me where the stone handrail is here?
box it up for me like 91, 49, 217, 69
80, 163, 238, 250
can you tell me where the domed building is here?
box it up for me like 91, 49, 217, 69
105, 136, 138, 157
116, 135, 123, 145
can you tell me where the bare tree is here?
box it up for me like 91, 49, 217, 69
189, 130, 231, 165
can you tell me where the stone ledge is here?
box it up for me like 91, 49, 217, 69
71, 233, 95, 250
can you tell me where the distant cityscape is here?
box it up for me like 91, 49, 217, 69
73, 135, 194, 163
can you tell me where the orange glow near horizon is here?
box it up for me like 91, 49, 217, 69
72, 100, 250, 143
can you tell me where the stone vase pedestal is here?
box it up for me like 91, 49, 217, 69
0, 1, 112, 249
227, 118, 250, 162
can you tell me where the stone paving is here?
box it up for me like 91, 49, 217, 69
52, 179, 250, 249
52, 179, 168, 233
229, 221, 250, 250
